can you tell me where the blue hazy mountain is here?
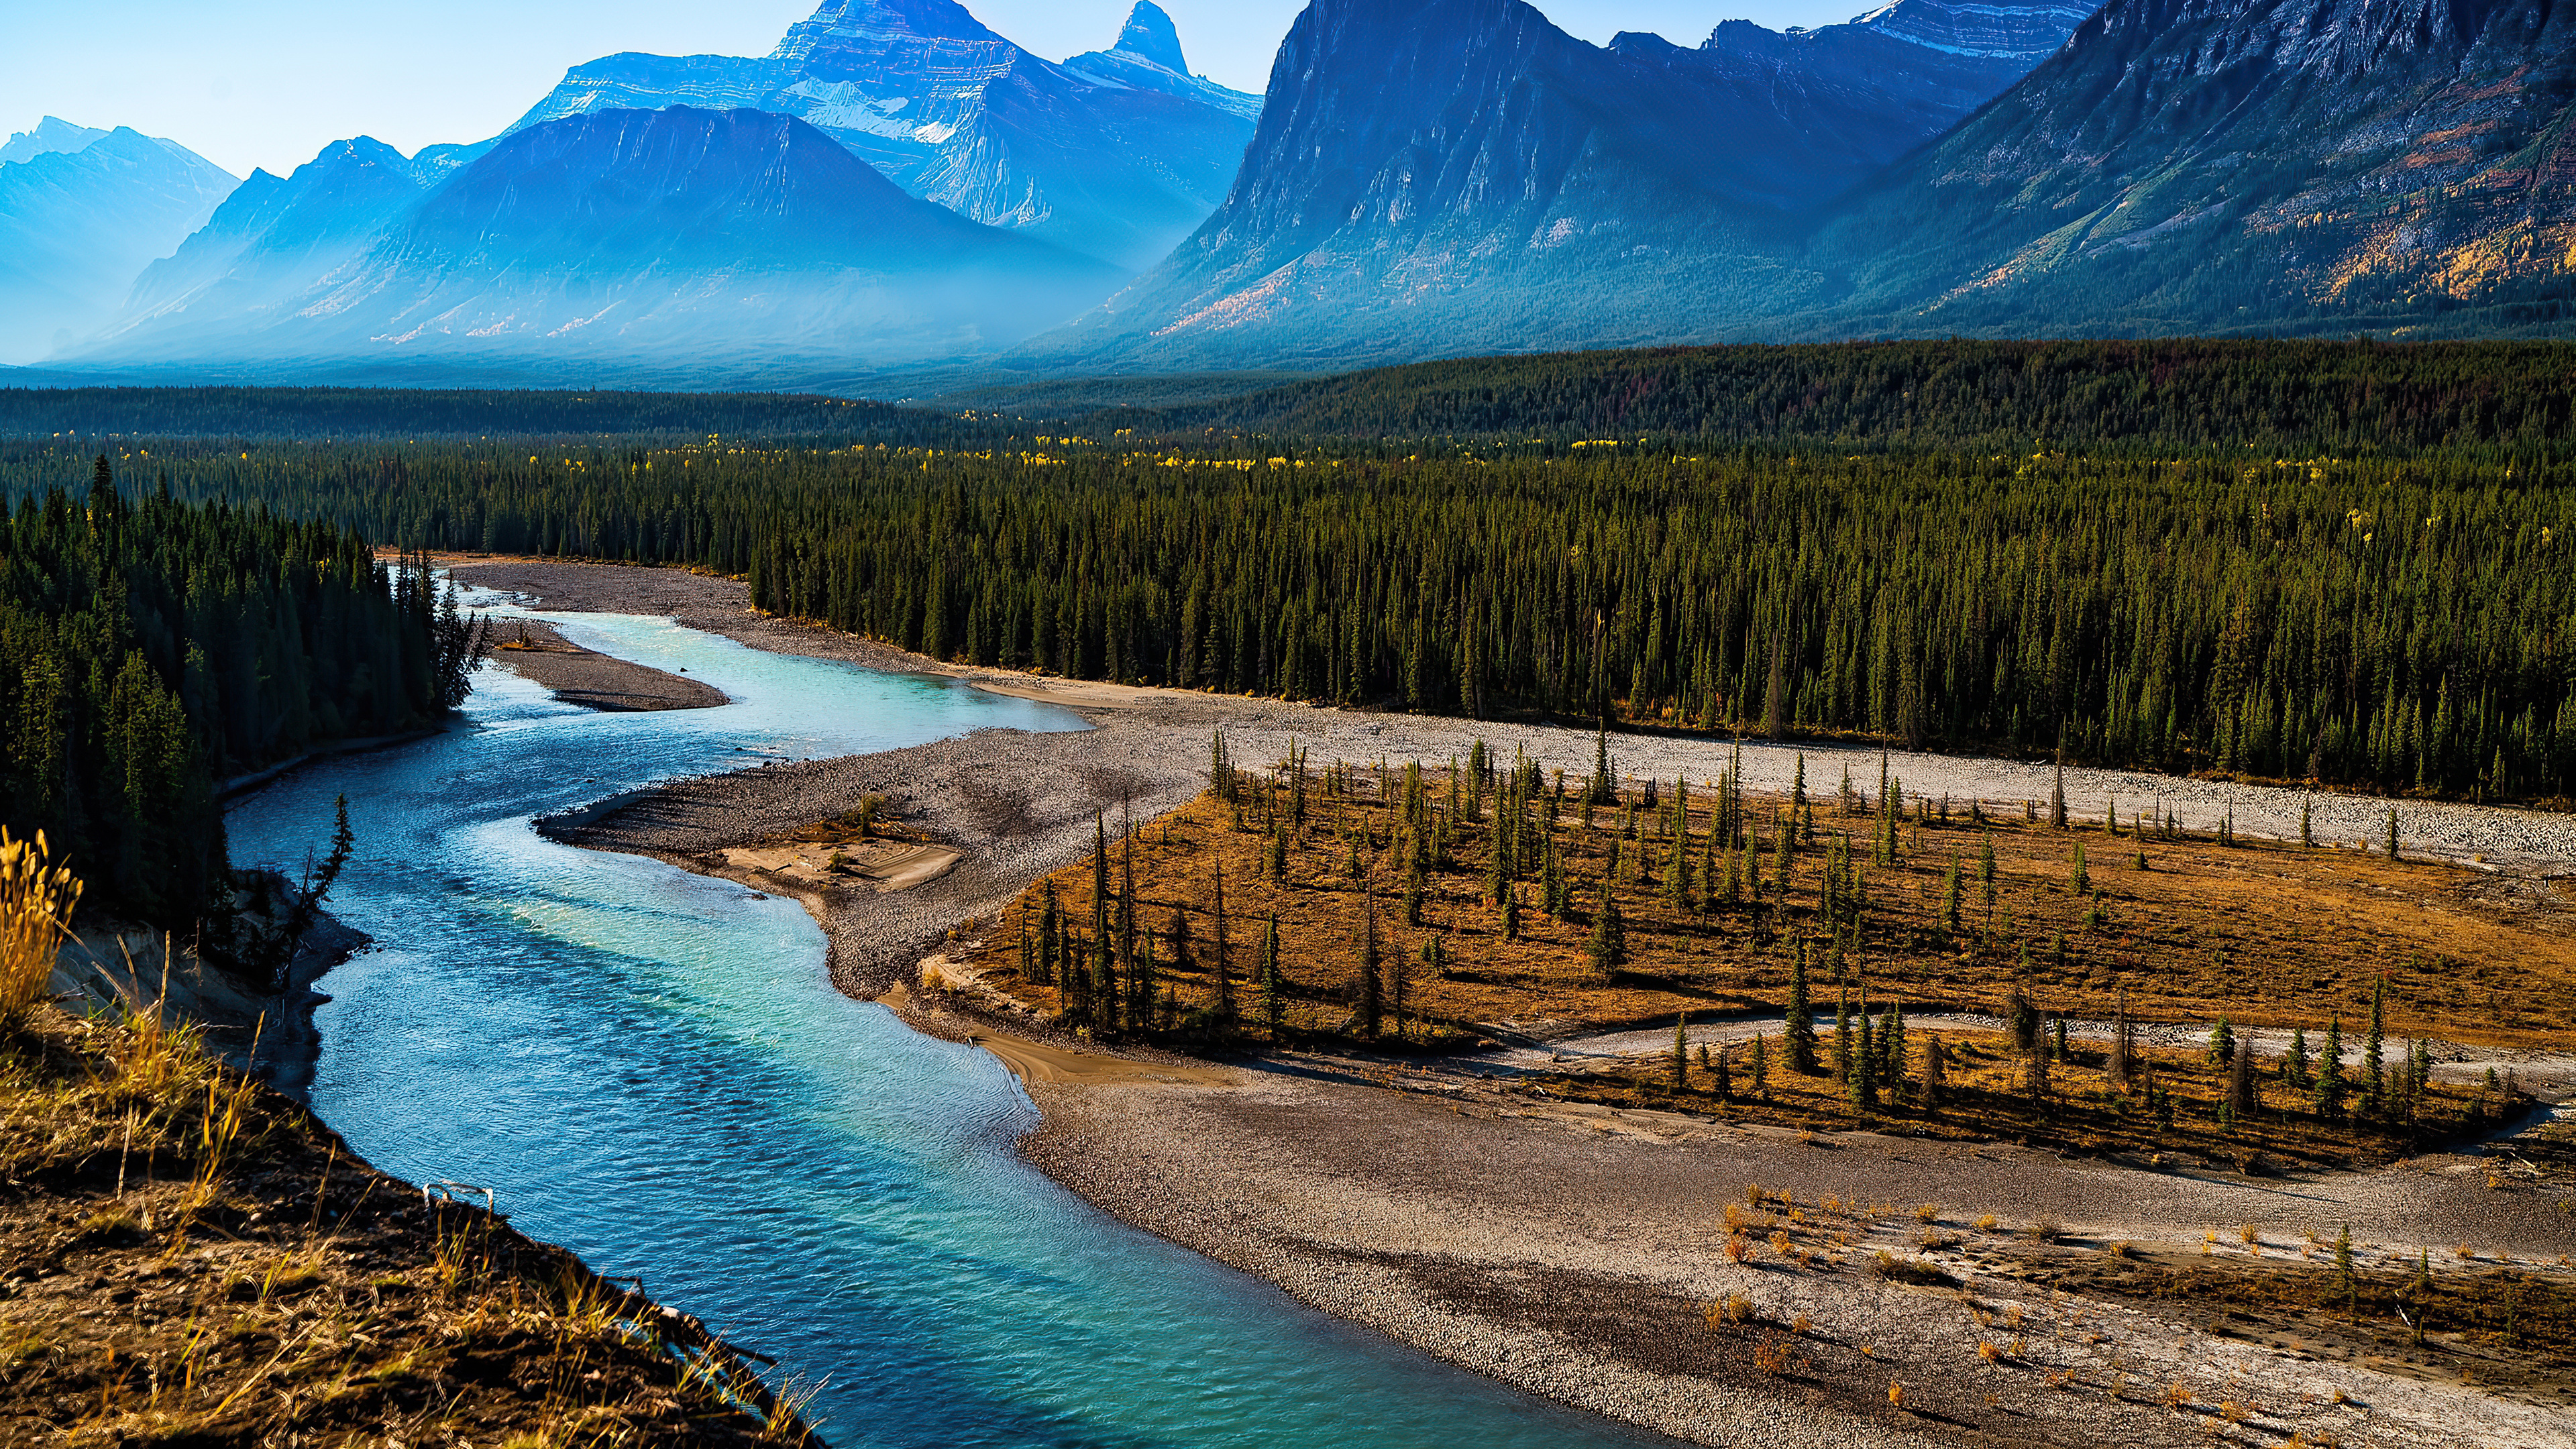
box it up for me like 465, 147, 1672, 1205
508, 0, 1258, 270
0, 125, 235, 364
0, 117, 110, 166
63, 107, 1123, 383
1015, 0, 2092, 372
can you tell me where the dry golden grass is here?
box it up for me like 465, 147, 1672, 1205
0, 1007, 817, 1448
971, 765, 2575, 1050
965, 763, 2544, 1161
0, 853, 812, 1448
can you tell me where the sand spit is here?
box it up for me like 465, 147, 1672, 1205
472, 559, 2576, 1449
486, 617, 728, 711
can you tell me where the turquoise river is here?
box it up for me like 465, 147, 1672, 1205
221, 604, 1664, 1449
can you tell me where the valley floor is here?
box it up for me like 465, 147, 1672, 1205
462, 557, 2576, 1449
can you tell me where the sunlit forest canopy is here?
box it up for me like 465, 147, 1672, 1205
5, 425, 2569, 806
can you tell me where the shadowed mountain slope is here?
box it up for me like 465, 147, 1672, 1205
1011, 0, 2090, 371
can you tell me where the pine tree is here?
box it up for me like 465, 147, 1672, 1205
1851, 988, 1878, 1109
2314, 1016, 2347, 1118
2364, 977, 2387, 1118
1356, 883, 1383, 1036
2209, 1016, 2236, 1065
2300, 796, 2314, 847
2071, 839, 2090, 894
1259, 914, 1284, 1036
1587, 885, 1625, 979
1786, 938, 1817, 1072
2106, 985, 2134, 1089
1882, 1000, 1907, 1093
1501, 882, 1522, 941
2227, 1036, 2255, 1122
1713, 1041, 1733, 1101
1752, 1032, 1770, 1099
2385, 806, 2400, 861
1671, 1014, 1689, 1091
1833, 987, 1853, 1085
2287, 1024, 2310, 1087
1919, 1033, 1945, 1112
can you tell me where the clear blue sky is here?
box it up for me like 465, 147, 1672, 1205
7, 0, 1861, 179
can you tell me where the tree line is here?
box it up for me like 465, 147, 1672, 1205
4, 387, 2572, 804
1, 457, 477, 925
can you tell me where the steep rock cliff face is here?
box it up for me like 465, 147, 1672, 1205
67, 109, 1122, 380
1017, 0, 2087, 369
1807, 0, 2576, 334
0, 128, 235, 363
510, 0, 1256, 268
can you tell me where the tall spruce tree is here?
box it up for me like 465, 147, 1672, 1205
2314, 1016, 2347, 1118
1786, 938, 1818, 1072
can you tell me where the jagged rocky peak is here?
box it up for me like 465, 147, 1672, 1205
1835, 0, 2098, 61
0, 115, 111, 165
1111, 2, 1191, 74
769, 0, 1014, 62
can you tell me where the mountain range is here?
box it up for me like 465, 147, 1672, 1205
1017, 0, 2096, 371
506, 0, 1257, 270
66, 107, 1120, 382
18, 0, 2575, 385
0, 126, 235, 364
1800, 0, 2576, 337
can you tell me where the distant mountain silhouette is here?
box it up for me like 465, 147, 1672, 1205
508, 0, 1257, 269
0, 127, 235, 364
66, 108, 1122, 382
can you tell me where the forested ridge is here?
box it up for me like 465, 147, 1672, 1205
11, 339, 2576, 454
7, 429, 2570, 806
1, 458, 476, 924
1152, 339, 2576, 453
0, 386, 980, 445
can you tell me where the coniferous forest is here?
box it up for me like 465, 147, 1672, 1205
1, 458, 478, 924
4, 340, 2572, 811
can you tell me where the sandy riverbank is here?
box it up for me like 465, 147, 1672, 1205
470, 558, 2576, 1448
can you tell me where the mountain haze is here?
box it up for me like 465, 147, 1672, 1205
508, 0, 1257, 268
0, 127, 235, 364
66, 108, 1121, 382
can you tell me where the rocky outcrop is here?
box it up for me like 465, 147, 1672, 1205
1806, 0, 2576, 336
